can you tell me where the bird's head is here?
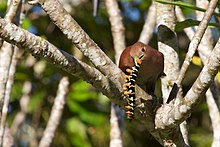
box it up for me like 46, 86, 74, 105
130, 42, 148, 58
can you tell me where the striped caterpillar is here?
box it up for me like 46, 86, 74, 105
123, 54, 144, 120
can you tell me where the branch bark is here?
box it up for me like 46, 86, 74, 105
0, 18, 123, 104
0, 17, 161, 144
139, 1, 156, 44
155, 37, 220, 129
156, 0, 187, 146
39, 76, 69, 147
29, 0, 122, 80
176, 1, 220, 146
1, 1, 219, 145
105, 0, 125, 147
176, 0, 218, 86
156, 0, 179, 103
0, 0, 22, 145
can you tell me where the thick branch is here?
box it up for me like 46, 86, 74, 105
0, 18, 122, 104
27, 1, 165, 143
176, 0, 218, 86
156, 0, 179, 102
0, 18, 163, 144
176, 5, 220, 146
155, 37, 220, 129
29, 0, 122, 80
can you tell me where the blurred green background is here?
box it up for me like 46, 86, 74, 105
0, 0, 218, 146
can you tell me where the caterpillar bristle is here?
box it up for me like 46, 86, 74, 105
124, 75, 130, 80
123, 83, 131, 87
124, 105, 134, 110
125, 111, 134, 115
135, 58, 142, 65
126, 68, 133, 74
124, 90, 132, 95
123, 54, 144, 120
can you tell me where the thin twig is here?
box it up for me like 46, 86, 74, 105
0, 43, 14, 145
29, 0, 122, 79
39, 76, 69, 147
105, 0, 125, 147
155, 36, 220, 129
10, 81, 32, 135
0, 18, 124, 105
105, 0, 125, 65
0, 0, 23, 145
176, 5, 220, 147
176, 0, 218, 86
0, 18, 162, 144
139, 1, 156, 44
196, 1, 219, 146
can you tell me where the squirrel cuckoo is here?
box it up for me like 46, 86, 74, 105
119, 42, 164, 119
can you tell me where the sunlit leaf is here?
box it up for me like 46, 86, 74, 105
68, 80, 97, 101
27, 91, 46, 113
11, 82, 23, 102
192, 56, 202, 66
80, 111, 105, 126
22, 18, 32, 30
66, 118, 91, 147
216, 72, 220, 83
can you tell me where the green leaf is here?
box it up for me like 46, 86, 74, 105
0, 0, 7, 10
67, 99, 106, 126
27, 91, 46, 113
66, 118, 91, 147
216, 72, 220, 83
80, 111, 105, 126
67, 99, 86, 114
68, 80, 97, 101
22, 18, 32, 30
11, 82, 23, 102
156, 0, 220, 17
175, 19, 220, 31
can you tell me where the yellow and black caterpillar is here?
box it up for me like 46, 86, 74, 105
123, 54, 144, 120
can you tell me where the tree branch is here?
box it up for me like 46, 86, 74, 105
27, 1, 165, 144
39, 76, 69, 147
29, 0, 122, 80
11, 81, 32, 136
0, 0, 23, 145
0, 17, 163, 144
156, 0, 179, 102
0, 18, 122, 104
155, 37, 220, 129
176, 4, 220, 146
156, 0, 188, 146
105, 0, 125, 65
105, 0, 125, 147
139, 1, 156, 44
176, 0, 218, 86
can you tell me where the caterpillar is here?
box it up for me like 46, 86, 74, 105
123, 54, 144, 120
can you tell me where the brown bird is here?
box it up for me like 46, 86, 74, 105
119, 42, 164, 95
119, 42, 164, 119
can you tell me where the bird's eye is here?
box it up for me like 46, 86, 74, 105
141, 47, 145, 52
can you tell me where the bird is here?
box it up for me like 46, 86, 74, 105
119, 42, 164, 119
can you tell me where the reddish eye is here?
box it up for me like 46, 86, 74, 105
141, 47, 145, 52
